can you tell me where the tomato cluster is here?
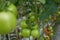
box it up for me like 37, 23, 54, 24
19, 12, 40, 38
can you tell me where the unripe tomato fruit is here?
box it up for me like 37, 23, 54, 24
50, 33, 54, 36
31, 30, 40, 38
21, 29, 31, 38
0, 12, 16, 34
48, 26, 53, 31
29, 15, 36, 22
20, 20, 28, 29
31, 24, 39, 30
7, 3, 18, 16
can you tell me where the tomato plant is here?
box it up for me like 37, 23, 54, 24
0, 12, 16, 34
0, 0, 58, 40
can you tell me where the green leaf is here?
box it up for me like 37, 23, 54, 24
39, 0, 58, 21
54, 0, 60, 3
7, 0, 17, 4
0, 0, 7, 11
38, 0, 46, 4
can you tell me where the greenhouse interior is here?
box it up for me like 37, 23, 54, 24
0, 0, 60, 40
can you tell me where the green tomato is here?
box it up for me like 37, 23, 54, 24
50, 30, 53, 32
30, 15, 36, 22
28, 12, 36, 22
0, 12, 16, 34
7, 3, 18, 16
58, 11, 60, 15
31, 30, 40, 38
48, 26, 53, 30
21, 29, 31, 38
31, 24, 39, 30
50, 33, 54, 36
20, 20, 28, 29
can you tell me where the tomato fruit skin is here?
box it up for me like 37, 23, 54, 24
48, 26, 53, 31
50, 33, 54, 36
29, 15, 36, 22
28, 12, 36, 22
7, 3, 18, 16
0, 12, 16, 34
21, 29, 31, 38
31, 24, 39, 30
20, 20, 28, 29
31, 30, 40, 38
